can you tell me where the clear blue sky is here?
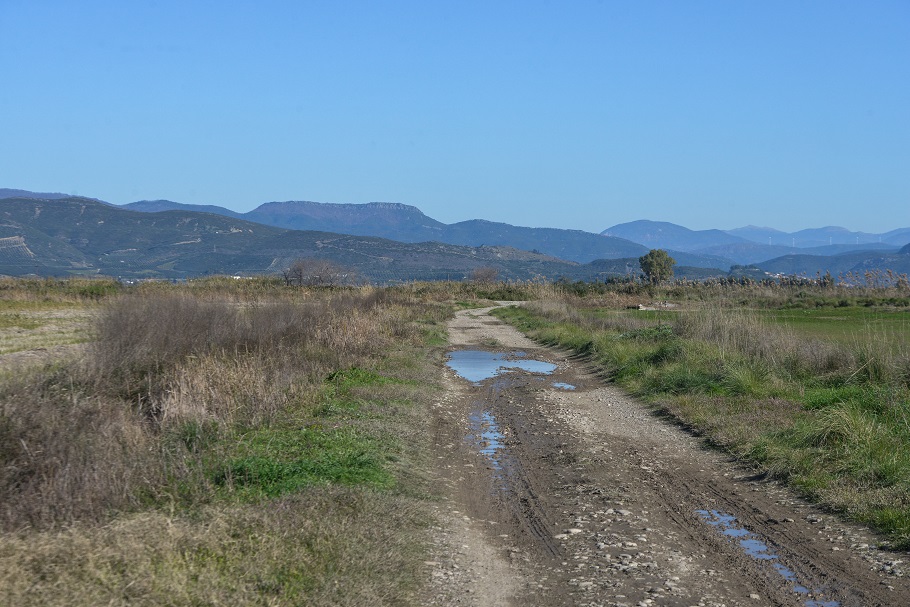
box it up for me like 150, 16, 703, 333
1, 1, 907, 233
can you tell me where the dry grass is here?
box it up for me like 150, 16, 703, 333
0, 488, 428, 607
0, 369, 161, 529
1, 287, 443, 531
0, 279, 451, 604
0, 308, 95, 355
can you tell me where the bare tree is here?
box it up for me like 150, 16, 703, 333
471, 266, 499, 284
284, 258, 354, 287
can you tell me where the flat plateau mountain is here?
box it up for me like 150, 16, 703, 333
125, 199, 648, 264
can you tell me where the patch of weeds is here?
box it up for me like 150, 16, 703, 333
720, 362, 774, 397
168, 419, 220, 454
620, 325, 675, 341
644, 339, 685, 365
803, 384, 870, 410
214, 426, 394, 498
326, 367, 398, 391
417, 318, 448, 346
315, 367, 408, 417
641, 363, 724, 396
865, 508, 910, 549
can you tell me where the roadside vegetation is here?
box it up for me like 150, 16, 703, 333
0, 277, 458, 606
3, 273, 909, 605
493, 278, 910, 548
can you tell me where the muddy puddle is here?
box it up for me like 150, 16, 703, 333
446, 350, 557, 384
446, 349, 571, 392
447, 350, 563, 475
466, 406, 506, 470
696, 509, 840, 607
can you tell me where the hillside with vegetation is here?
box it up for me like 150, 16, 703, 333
0, 196, 585, 281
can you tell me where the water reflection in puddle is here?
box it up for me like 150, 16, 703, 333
696, 509, 839, 606
466, 408, 505, 470
446, 350, 557, 384
552, 382, 576, 390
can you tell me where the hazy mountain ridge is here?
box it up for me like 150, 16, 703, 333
601, 220, 750, 252
604, 220, 910, 272
756, 249, 910, 277
1, 195, 671, 282
4, 189, 909, 280
123, 197, 647, 263
88, 193, 910, 268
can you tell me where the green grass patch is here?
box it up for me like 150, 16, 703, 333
315, 367, 412, 417
760, 307, 910, 353
215, 426, 394, 499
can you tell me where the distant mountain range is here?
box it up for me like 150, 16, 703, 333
124, 199, 649, 263
603, 220, 909, 260
0, 194, 720, 282
0, 196, 566, 281
600, 220, 910, 276
2, 189, 909, 280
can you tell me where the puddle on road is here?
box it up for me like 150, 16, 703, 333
446, 350, 557, 385
466, 407, 505, 470
448, 350, 569, 480
696, 509, 840, 606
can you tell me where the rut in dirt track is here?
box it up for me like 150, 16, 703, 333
423, 305, 909, 607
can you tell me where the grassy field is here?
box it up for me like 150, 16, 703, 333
760, 307, 910, 354
494, 284, 910, 549
0, 277, 458, 606
3, 276, 908, 604
0, 278, 109, 355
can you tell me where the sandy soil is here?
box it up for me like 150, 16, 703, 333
422, 304, 909, 607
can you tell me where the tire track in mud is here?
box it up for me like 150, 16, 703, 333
423, 305, 910, 607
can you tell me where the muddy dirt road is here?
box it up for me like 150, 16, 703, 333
423, 305, 909, 607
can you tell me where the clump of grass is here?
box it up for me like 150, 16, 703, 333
215, 426, 394, 499
0, 367, 161, 528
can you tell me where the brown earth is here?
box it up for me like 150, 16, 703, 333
422, 305, 909, 607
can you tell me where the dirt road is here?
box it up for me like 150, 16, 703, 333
423, 305, 909, 607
